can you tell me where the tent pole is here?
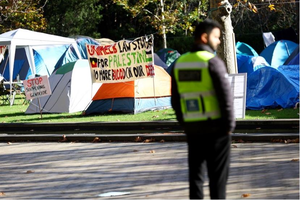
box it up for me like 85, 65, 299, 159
9, 44, 16, 106
151, 35, 157, 106
1, 48, 9, 76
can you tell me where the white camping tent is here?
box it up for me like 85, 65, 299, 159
0, 28, 82, 98
25, 59, 101, 114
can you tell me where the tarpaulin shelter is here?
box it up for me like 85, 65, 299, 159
246, 64, 299, 110
25, 59, 101, 114
237, 54, 269, 74
259, 40, 298, 67
84, 65, 171, 115
0, 28, 82, 97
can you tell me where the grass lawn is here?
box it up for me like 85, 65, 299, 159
0, 95, 298, 123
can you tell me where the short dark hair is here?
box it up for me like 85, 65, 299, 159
194, 19, 222, 40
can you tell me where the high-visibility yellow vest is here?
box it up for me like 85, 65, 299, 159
174, 51, 221, 122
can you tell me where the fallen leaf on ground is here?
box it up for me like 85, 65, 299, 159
92, 137, 101, 143
152, 115, 159, 118
0, 192, 5, 196
265, 112, 271, 115
284, 138, 299, 143
232, 145, 238, 148
242, 193, 251, 198
277, 108, 283, 111
294, 138, 299, 143
291, 159, 299, 162
144, 138, 155, 143
59, 135, 68, 142
134, 136, 142, 142
271, 139, 283, 143
149, 150, 155, 153
26, 170, 34, 174
261, 109, 267, 113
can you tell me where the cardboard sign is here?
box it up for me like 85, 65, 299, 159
23, 75, 51, 100
227, 73, 247, 119
86, 35, 154, 83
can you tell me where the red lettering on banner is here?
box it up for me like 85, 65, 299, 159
146, 65, 155, 76
95, 44, 118, 56
86, 45, 96, 56
112, 69, 126, 80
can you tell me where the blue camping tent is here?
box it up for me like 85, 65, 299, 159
236, 41, 259, 56
260, 40, 298, 67
284, 46, 299, 65
156, 48, 181, 68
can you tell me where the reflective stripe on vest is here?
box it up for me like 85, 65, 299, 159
174, 51, 221, 122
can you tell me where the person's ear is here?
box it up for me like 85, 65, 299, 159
200, 33, 208, 44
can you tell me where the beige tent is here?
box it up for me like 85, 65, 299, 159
95, 38, 115, 46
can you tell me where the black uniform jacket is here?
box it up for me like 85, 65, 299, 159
171, 44, 236, 134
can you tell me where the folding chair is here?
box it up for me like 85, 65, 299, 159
0, 79, 10, 105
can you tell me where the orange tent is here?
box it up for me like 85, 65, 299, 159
84, 65, 171, 114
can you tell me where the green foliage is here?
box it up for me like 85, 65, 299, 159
162, 36, 193, 54
43, 0, 103, 38
112, 0, 208, 37
97, 0, 155, 40
230, 0, 299, 36
0, 0, 47, 32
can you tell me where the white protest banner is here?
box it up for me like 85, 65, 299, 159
86, 35, 154, 83
23, 75, 52, 100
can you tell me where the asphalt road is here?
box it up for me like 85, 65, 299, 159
0, 142, 298, 199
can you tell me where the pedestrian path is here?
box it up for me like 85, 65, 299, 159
0, 142, 298, 199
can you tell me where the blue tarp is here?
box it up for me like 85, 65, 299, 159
236, 40, 299, 110
237, 54, 270, 74
246, 65, 299, 110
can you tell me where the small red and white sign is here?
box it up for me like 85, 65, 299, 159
23, 75, 51, 100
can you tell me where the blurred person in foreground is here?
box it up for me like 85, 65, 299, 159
171, 19, 235, 199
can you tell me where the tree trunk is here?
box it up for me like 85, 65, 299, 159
160, 0, 167, 48
210, 0, 237, 74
